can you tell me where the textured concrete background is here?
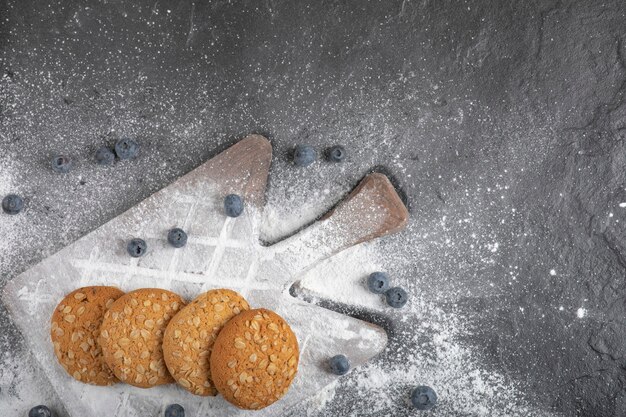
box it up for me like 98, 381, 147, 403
1, 0, 626, 416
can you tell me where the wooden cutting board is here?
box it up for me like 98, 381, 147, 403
2, 135, 408, 416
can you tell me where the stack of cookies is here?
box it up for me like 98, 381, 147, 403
50, 286, 299, 411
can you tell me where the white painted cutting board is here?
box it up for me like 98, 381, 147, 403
2, 135, 408, 416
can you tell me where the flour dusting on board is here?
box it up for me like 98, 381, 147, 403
2, 139, 553, 416
2, 138, 391, 417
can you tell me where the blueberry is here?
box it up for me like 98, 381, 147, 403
385, 287, 408, 308
167, 228, 188, 248
127, 238, 147, 257
327, 145, 346, 162
114, 138, 139, 160
328, 354, 350, 375
2, 194, 24, 215
95, 146, 115, 165
51, 155, 72, 173
411, 386, 437, 410
164, 403, 185, 417
29, 405, 53, 417
293, 145, 316, 167
367, 272, 389, 294
224, 194, 244, 217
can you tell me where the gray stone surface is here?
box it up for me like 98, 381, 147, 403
1, 0, 626, 416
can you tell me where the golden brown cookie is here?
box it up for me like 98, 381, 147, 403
210, 308, 299, 410
163, 288, 250, 396
98, 288, 185, 388
50, 286, 124, 386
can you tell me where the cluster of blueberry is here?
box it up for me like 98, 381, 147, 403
1, 138, 140, 217
94, 138, 140, 165
126, 193, 244, 257
367, 271, 408, 308
54, 138, 140, 173
292, 144, 346, 167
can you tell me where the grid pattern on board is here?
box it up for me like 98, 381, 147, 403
5, 181, 387, 417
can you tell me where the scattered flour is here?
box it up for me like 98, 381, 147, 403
0, 156, 65, 414
0, 136, 558, 416
1, 155, 559, 416
0, 157, 22, 269
293, 242, 552, 416
0, 153, 559, 416
2, 162, 388, 417
0, 342, 66, 416
261, 203, 324, 244
300, 381, 338, 417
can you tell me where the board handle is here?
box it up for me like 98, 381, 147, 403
270, 173, 409, 271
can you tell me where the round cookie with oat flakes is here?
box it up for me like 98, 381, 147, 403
210, 308, 299, 410
99, 288, 185, 388
50, 286, 124, 386
163, 288, 250, 396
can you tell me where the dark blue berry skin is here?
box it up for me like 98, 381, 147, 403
2, 194, 24, 215
367, 272, 389, 294
224, 194, 244, 217
29, 405, 53, 417
168, 228, 188, 248
328, 354, 350, 375
293, 145, 316, 167
95, 146, 115, 165
114, 138, 139, 160
164, 403, 185, 417
327, 145, 346, 162
51, 155, 72, 173
385, 287, 408, 308
127, 238, 147, 257
411, 386, 437, 410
